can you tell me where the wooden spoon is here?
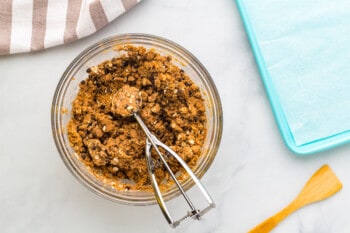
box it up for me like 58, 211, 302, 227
248, 164, 342, 233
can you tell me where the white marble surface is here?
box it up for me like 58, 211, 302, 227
1, 0, 350, 232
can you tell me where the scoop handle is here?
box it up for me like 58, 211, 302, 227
248, 165, 342, 233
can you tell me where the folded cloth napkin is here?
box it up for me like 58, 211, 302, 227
0, 0, 142, 55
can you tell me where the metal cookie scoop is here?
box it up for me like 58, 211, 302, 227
134, 113, 215, 227
112, 85, 215, 227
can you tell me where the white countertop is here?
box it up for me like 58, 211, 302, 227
1, 0, 350, 232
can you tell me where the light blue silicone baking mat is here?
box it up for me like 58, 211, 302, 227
236, 0, 350, 155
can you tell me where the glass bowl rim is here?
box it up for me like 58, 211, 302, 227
51, 33, 223, 205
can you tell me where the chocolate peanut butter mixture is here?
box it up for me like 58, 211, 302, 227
111, 85, 142, 117
67, 45, 207, 191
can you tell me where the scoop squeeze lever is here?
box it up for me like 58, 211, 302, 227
134, 113, 215, 228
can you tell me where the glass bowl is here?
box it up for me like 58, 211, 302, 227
51, 33, 223, 205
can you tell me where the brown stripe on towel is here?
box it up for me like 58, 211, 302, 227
64, 0, 82, 43
121, 0, 138, 11
31, 0, 48, 51
89, 0, 109, 31
0, 0, 13, 55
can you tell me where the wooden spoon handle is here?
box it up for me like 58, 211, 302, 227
248, 165, 342, 233
248, 203, 297, 233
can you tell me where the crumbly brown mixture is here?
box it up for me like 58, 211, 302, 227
67, 45, 207, 191
111, 85, 142, 117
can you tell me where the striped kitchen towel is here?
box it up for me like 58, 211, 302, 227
0, 0, 142, 55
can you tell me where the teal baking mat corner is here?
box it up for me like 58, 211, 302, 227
235, 0, 350, 155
